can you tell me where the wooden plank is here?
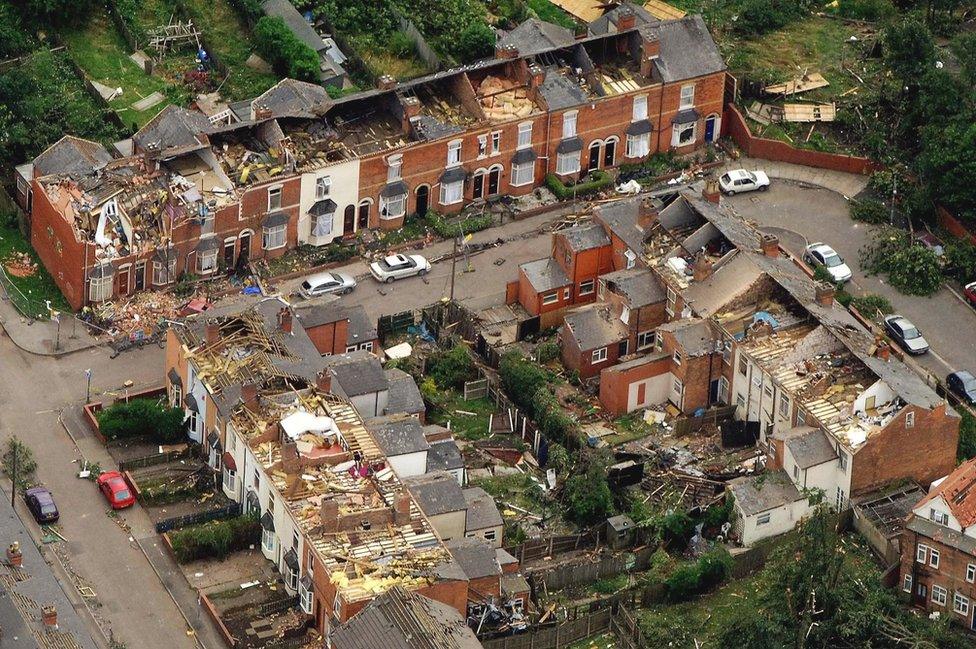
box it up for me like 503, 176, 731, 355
643, 0, 686, 19
782, 102, 836, 123
764, 73, 829, 96
549, 0, 604, 22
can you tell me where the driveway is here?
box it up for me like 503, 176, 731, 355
724, 181, 976, 380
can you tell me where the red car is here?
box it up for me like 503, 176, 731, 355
96, 471, 135, 509
965, 281, 976, 308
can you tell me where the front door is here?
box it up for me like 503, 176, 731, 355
134, 261, 145, 291
358, 202, 370, 229
487, 167, 500, 195
472, 173, 484, 200
223, 240, 235, 270
117, 268, 130, 296
416, 185, 429, 216
238, 232, 251, 267
588, 144, 601, 170
604, 140, 616, 167
705, 116, 716, 143
343, 205, 356, 233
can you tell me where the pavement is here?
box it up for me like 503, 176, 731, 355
0, 295, 100, 356
718, 156, 870, 197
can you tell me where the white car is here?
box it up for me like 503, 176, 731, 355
369, 254, 431, 283
719, 169, 770, 195
297, 271, 357, 299
804, 242, 852, 283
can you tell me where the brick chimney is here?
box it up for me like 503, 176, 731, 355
253, 104, 272, 120
281, 441, 301, 474
278, 307, 293, 334
6, 542, 22, 568
528, 64, 546, 89
495, 43, 519, 59
615, 7, 637, 31
639, 36, 661, 78
205, 319, 220, 345
242, 382, 260, 414
377, 74, 397, 90
876, 342, 891, 361
574, 23, 589, 40
637, 196, 658, 231
814, 282, 835, 307
401, 96, 421, 135
316, 369, 332, 394
320, 498, 340, 533
393, 491, 412, 526
759, 233, 780, 258
41, 604, 57, 628
702, 178, 721, 204
692, 253, 714, 282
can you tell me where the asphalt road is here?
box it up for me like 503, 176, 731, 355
725, 182, 976, 381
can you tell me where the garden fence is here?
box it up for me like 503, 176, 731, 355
155, 501, 241, 533
0, 263, 51, 321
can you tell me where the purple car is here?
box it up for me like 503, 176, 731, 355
24, 487, 59, 524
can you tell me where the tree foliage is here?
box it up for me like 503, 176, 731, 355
426, 344, 477, 391
2, 437, 37, 492
563, 460, 613, 525
254, 16, 320, 82
958, 410, 976, 462
98, 398, 187, 443
169, 515, 262, 563
860, 229, 943, 295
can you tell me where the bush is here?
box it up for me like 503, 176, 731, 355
545, 170, 612, 200
535, 341, 559, 363
660, 510, 695, 550
850, 198, 889, 225
860, 229, 943, 296
837, 0, 893, 20
850, 294, 893, 318
734, 0, 810, 36
533, 386, 578, 446
227, 0, 264, 22
169, 515, 261, 563
959, 411, 976, 461
456, 21, 496, 61
254, 16, 320, 82
427, 344, 477, 390
98, 399, 187, 443
499, 351, 547, 412
665, 548, 733, 602
943, 240, 976, 283
546, 442, 570, 474
388, 31, 415, 58
564, 461, 614, 524
425, 211, 494, 239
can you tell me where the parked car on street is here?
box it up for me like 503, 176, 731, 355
369, 254, 431, 283
964, 281, 976, 307
96, 471, 135, 509
718, 169, 770, 195
24, 487, 59, 524
297, 271, 357, 299
947, 371, 976, 405
804, 242, 853, 283
883, 315, 929, 355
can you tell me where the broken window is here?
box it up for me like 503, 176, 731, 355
268, 186, 282, 211
315, 176, 331, 199
637, 330, 655, 350
263, 224, 286, 250
380, 193, 406, 220
624, 249, 637, 269
517, 122, 533, 149
968, 564, 976, 583
680, 84, 695, 109
440, 180, 463, 205
626, 133, 650, 158
89, 274, 112, 302
633, 95, 648, 121
512, 162, 534, 186
718, 377, 729, 404
903, 574, 912, 593
484, 529, 496, 541
672, 350, 682, 365
906, 411, 916, 428
491, 131, 501, 154
152, 257, 177, 286
478, 134, 488, 157
672, 122, 696, 147
556, 151, 580, 175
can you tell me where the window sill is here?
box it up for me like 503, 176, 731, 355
511, 180, 533, 187
555, 170, 580, 177
263, 245, 286, 251
379, 213, 405, 221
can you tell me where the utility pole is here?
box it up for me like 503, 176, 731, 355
449, 235, 458, 302
10, 445, 16, 505
85, 368, 93, 404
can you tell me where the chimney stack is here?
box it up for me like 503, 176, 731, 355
639, 36, 661, 78
615, 7, 637, 31
281, 441, 301, 474
205, 319, 220, 345
242, 382, 260, 414
254, 104, 272, 120
528, 64, 546, 89
401, 96, 421, 135
637, 196, 658, 231
316, 369, 332, 394
814, 281, 835, 307
6, 542, 22, 568
574, 23, 589, 40
393, 491, 412, 526
320, 498, 340, 533
759, 233, 780, 258
702, 178, 721, 204
495, 44, 519, 60
377, 74, 397, 90
41, 604, 57, 629
278, 307, 293, 334
692, 253, 714, 282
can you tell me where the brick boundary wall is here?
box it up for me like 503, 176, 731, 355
937, 206, 976, 245
723, 103, 880, 176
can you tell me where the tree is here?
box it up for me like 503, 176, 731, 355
24, 0, 94, 25
951, 31, 976, 87
97, 399, 187, 443
2, 437, 37, 492
883, 16, 936, 86
958, 411, 976, 461
860, 229, 943, 296
563, 460, 613, 524
455, 21, 495, 61
918, 121, 976, 222
254, 16, 320, 82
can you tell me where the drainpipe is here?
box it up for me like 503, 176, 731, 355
657, 82, 666, 153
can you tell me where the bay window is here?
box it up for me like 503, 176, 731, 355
626, 133, 650, 158
440, 180, 463, 205
512, 162, 534, 186
672, 122, 696, 147
556, 152, 580, 175
262, 224, 286, 250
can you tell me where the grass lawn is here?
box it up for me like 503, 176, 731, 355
427, 393, 495, 441
0, 226, 69, 317
470, 472, 548, 515
179, 0, 278, 100
525, 0, 576, 29
603, 411, 654, 446
62, 9, 186, 128
359, 45, 432, 82
567, 633, 618, 649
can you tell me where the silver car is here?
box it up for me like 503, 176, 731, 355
804, 242, 852, 284
298, 271, 357, 299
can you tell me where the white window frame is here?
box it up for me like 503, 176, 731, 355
906, 411, 915, 428
632, 95, 648, 121
170, 384, 183, 409
333, 592, 342, 620
930, 548, 940, 569
672, 350, 682, 365
932, 585, 947, 607
778, 394, 790, 419
579, 279, 595, 295
446, 139, 462, 167
679, 84, 695, 109
666, 287, 676, 316
299, 578, 313, 614
315, 176, 331, 199
636, 330, 655, 350
380, 193, 407, 220
916, 544, 928, 564
439, 180, 463, 205
197, 248, 218, 274
512, 162, 534, 187
626, 133, 650, 158
287, 564, 299, 590
931, 508, 949, 526
967, 564, 976, 583
672, 122, 696, 147
387, 154, 403, 182
756, 512, 771, 526
477, 134, 488, 158
903, 574, 912, 593
491, 131, 501, 154
312, 208, 334, 238
152, 257, 177, 286
262, 224, 286, 250
222, 467, 236, 493
591, 347, 608, 364
261, 526, 276, 553
954, 593, 970, 616
556, 151, 580, 176
562, 111, 578, 138
89, 273, 113, 302
267, 186, 282, 211
542, 291, 558, 305
517, 122, 533, 149
624, 249, 636, 269
718, 376, 730, 404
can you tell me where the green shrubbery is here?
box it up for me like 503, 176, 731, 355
97, 399, 187, 443
733, 0, 813, 36
424, 211, 494, 239
169, 515, 262, 563
849, 293, 893, 318
254, 16, 320, 82
959, 411, 976, 461
563, 460, 614, 525
227, 0, 264, 22
534, 341, 560, 364
426, 344, 477, 390
849, 198, 889, 225
545, 171, 612, 201
836, 0, 892, 20
664, 549, 733, 602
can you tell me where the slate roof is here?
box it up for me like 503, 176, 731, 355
323, 350, 388, 397
428, 440, 464, 474
33, 135, 112, 179
785, 426, 838, 469
404, 472, 467, 517
538, 71, 589, 111
252, 78, 330, 118
640, 15, 725, 83
366, 415, 430, 456
594, 195, 660, 255
564, 305, 628, 351
681, 253, 763, 317
133, 105, 212, 154
329, 585, 483, 649
497, 18, 575, 55
905, 515, 976, 556
560, 223, 611, 252
588, 2, 657, 35
446, 538, 502, 580
601, 268, 666, 307
914, 457, 976, 528
344, 304, 377, 344
729, 470, 805, 516
463, 487, 503, 531
385, 368, 426, 417
657, 318, 714, 357
520, 258, 571, 293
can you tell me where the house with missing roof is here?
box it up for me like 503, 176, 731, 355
900, 458, 976, 629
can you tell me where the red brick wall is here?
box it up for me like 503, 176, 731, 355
851, 404, 958, 496
418, 579, 470, 617
599, 354, 671, 416
29, 179, 89, 309
937, 206, 976, 245
724, 104, 879, 175
900, 525, 976, 620
658, 328, 725, 414
305, 319, 349, 356
560, 321, 623, 380
517, 266, 570, 317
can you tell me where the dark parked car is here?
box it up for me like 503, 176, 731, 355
947, 371, 976, 405
24, 487, 59, 524
883, 315, 929, 355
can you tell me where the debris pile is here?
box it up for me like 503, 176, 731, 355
478, 76, 537, 121
3, 252, 37, 278
84, 290, 183, 336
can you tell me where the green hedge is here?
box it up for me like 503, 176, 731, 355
545, 170, 612, 201
254, 16, 320, 82
97, 399, 187, 443
424, 211, 494, 239
664, 548, 733, 602
227, 0, 264, 23
169, 515, 261, 563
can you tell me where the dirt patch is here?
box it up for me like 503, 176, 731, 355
187, 548, 276, 594
4, 251, 37, 277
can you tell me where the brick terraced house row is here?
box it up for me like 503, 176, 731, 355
14, 7, 725, 310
